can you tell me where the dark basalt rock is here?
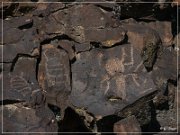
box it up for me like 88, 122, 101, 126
152, 48, 177, 109
70, 43, 157, 117
0, 103, 58, 133
2, 28, 24, 45
152, 48, 177, 82
38, 44, 71, 119
57, 40, 75, 61
34, 3, 125, 51
62, 4, 125, 46
1, 1, 178, 134
0, 27, 40, 62
113, 115, 141, 134
1, 57, 44, 107
143, 21, 173, 47
1, 16, 33, 45
122, 23, 162, 70
0, 63, 12, 72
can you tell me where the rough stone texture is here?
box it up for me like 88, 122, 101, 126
0, 63, 12, 72
70, 44, 157, 117
58, 40, 75, 61
176, 85, 180, 132
0, 1, 178, 134
1, 57, 44, 107
123, 23, 162, 70
113, 115, 141, 134
38, 44, 71, 119
0, 26, 40, 62
152, 48, 177, 84
47, 4, 125, 47
152, 48, 177, 109
155, 85, 177, 133
144, 21, 173, 46
0, 103, 58, 133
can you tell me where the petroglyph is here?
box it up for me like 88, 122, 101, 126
101, 75, 111, 96
104, 44, 148, 101
124, 45, 134, 66
105, 58, 124, 76
38, 44, 71, 119
39, 45, 69, 89
71, 43, 156, 116
10, 76, 32, 97
115, 75, 126, 99
1, 2, 177, 133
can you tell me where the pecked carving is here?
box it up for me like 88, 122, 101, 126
10, 76, 32, 98
70, 44, 157, 117
38, 44, 71, 119
2, 57, 44, 107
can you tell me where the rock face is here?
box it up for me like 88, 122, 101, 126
71, 44, 156, 117
2, 57, 44, 107
38, 44, 71, 118
113, 115, 141, 134
144, 21, 173, 46
0, 104, 58, 133
0, 1, 178, 134
123, 23, 162, 70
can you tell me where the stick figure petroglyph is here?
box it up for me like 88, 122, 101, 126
103, 44, 148, 101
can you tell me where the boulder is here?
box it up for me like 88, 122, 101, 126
70, 44, 157, 117
38, 44, 71, 119
0, 103, 58, 133
113, 115, 141, 134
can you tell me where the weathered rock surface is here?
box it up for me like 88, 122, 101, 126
1, 57, 44, 107
57, 40, 75, 61
37, 4, 125, 47
152, 48, 177, 109
144, 21, 173, 46
1, 1, 178, 134
70, 44, 157, 117
113, 115, 141, 134
0, 63, 12, 72
38, 44, 71, 119
152, 48, 177, 84
173, 33, 180, 51
0, 27, 40, 62
123, 23, 162, 70
0, 103, 58, 133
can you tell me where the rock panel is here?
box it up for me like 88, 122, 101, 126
71, 44, 157, 117
38, 44, 71, 118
